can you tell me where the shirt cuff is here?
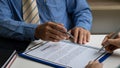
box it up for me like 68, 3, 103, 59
23, 23, 38, 41
75, 21, 92, 31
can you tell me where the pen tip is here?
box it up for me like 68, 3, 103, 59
98, 50, 101, 53
98, 48, 103, 53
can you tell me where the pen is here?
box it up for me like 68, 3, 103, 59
66, 32, 74, 39
59, 30, 74, 40
98, 28, 120, 53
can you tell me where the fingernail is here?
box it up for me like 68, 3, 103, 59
80, 42, 82, 44
64, 37, 66, 39
74, 40, 77, 43
79, 42, 82, 44
87, 40, 89, 42
84, 41, 86, 44
53, 40, 57, 42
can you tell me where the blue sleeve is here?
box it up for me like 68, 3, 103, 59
0, 0, 38, 41
67, 0, 92, 30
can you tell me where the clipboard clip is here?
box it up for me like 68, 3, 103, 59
94, 51, 107, 61
94, 51, 113, 63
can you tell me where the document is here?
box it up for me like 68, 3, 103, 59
20, 41, 105, 68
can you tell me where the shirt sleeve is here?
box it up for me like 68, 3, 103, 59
66, 0, 93, 30
0, 0, 38, 41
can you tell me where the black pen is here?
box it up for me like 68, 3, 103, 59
98, 27, 120, 53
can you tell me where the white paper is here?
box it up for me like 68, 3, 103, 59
24, 41, 103, 68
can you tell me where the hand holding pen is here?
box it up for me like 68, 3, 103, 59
44, 1, 90, 44
99, 28, 120, 53
35, 22, 70, 42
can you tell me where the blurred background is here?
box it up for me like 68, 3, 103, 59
88, 0, 120, 34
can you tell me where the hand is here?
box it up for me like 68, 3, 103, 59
35, 22, 69, 42
85, 61, 103, 68
68, 27, 90, 44
102, 32, 120, 52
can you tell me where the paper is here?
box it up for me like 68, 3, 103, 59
23, 41, 103, 68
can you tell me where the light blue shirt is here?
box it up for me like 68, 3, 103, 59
0, 0, 92, 41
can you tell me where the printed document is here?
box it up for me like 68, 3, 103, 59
23, 41, 103, 68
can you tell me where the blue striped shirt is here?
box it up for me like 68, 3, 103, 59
0, 0, 92, 41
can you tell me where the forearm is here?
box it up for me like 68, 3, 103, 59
73, 0, 93, 30
0, 19, 38, 41
0, 0, 38, 41
74, 9, 92, 31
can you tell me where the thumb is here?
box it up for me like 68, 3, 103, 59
68, 30, 71, 33
118, 32, 120, 37
108, 39, 119, 47
57, 23, 64, 26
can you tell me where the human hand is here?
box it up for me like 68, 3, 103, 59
85, 61, 103, 68
35, 22, 69, 42
102, 32, 120, 53
68, 27, 90, 44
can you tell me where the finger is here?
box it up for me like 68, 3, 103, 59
47, 37, 59, 42
88, 61, 93, 64
48, 26, 67, 39
83, 32, 87, 44
102, 33, 113, 46
85, 64, 91, 68
85, 61, 93, 68
118, 32, 120, 37
93, 61, 103, 68
57, 23, 64, 26
108, 39, 117, 46
94, 60, 99, 63
109, 33, 114, 37
46, 31, 63, 41
86, 32, 90, 42
74, 28, 79, 43
48, 22, 67, 32
102, 36, 109, 46
107, 45, 118, 52
105, 43, 118, 53
108, 39, 120, 47
85, 65, 88, 68
78, 30, 83, 44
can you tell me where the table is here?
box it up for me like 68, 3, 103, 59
11, 35, 120, 68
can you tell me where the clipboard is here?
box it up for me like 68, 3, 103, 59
19, 41, 112, 68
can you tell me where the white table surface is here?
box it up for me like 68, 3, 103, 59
11, 35, 120, 68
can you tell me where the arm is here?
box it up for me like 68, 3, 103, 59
67, 0, 92, 30
67, 0, 92, 44
0, 0, 37, 41
0, 0, 68, 42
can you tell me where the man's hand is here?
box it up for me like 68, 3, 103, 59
85, 61, 103, 68
69, 27, 90, 44
102, 32, 120, 52
35, 22, 69, 42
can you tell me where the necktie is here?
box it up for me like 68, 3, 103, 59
22, 0, 40, 24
